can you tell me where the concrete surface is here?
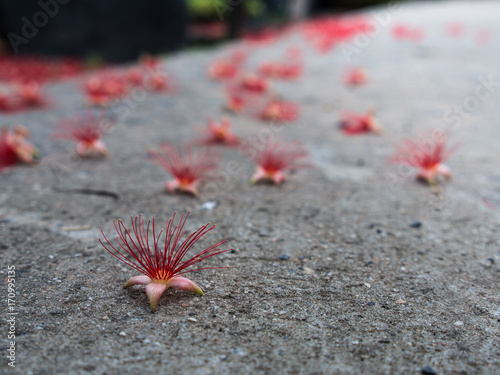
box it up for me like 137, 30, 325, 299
1, 1, 499, 374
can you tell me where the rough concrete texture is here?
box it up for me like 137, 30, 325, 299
1, 1, 499, 374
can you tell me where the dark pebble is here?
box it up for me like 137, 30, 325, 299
364, 261, 374, 267
487, 258, 495, 265
422, 366, 437, 375
378, 340, 391, 344
410, 221, 422, 228
230, 249, 236, 254
357, 159, 365, 166
376, 229, 382, 234
279, 254, 290, 260
368, 302, 375, 306
188, 312, 196, 316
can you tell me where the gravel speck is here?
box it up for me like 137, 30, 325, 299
410, 221, 422, 228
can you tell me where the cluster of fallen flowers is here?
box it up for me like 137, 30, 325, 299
84, 56, 173, 106
147, 119, 313, 195
0, 81, 49, 112
0, 15, 470, 312
208, 48, 302, 124
0, 56, 84, 113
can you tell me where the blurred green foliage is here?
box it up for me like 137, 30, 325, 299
187, 0, 265, 19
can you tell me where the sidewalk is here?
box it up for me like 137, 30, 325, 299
0, 1, 499, 374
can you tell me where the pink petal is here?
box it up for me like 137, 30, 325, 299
165, 179, 180, 193
146, 282, 167, 312
437, 164, 452, 179
250, 166, 268, 184
167, 276, 203, 296
271, 171, 286, 185
124, 275, 151, 288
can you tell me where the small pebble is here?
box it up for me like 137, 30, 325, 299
279, 254, 290, 260
396, 299, 406, 304
368, 302, 375, 306
188, 317, 198, 322
199, 201, 218, 210
119, 331, 126, 336
487, 258, 495, 265
454, 320, 464, 326
181, 303, 189, 308
102, 316, 109, 320
421, 366, 437, 375
410, 221, 422, 228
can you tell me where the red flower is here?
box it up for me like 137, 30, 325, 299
207, 51, 246, 80
240, 74, 269, 93
144, 73, 174, 92
258, 61, 303, 80
126, 60, 174, 93
392, 24, 424, 42
99, 213, 230, 312
126, 67, 145, 86
339, 110, 381, 135
0, 125, 40, 171
198, 118, 240, 147
0, 82, 48, 112
225, 91, 246, 113
0, 92, 22, 113
344, 67, 368, 86
389, 130, 456, 184
258, 47, 303, 80
301, 16, 371, 53
15, 81, 47, 107
445, 22, 465, 37
148, 143, 219, 196
244, 138, 311, 184
52, 113, 111, 157
224, 74, 268, 113
259, 99, 300, 123
243, 28, 283, 46
84, 73, 128, 106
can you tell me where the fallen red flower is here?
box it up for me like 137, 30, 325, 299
300, 16, 371, 53
52, 113, 111, 157
244, 137, 311, 184
99, 213, 230, 312
148, 143, 220, 196
197, 118, 240, 147
339, 110, 381, 135
0, 125, 39, 171
259, 99, 300, 123
84, 73, 129, 106
344, 67, 368, 86
207, 51, 247, 81
389, 129, 456, 184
